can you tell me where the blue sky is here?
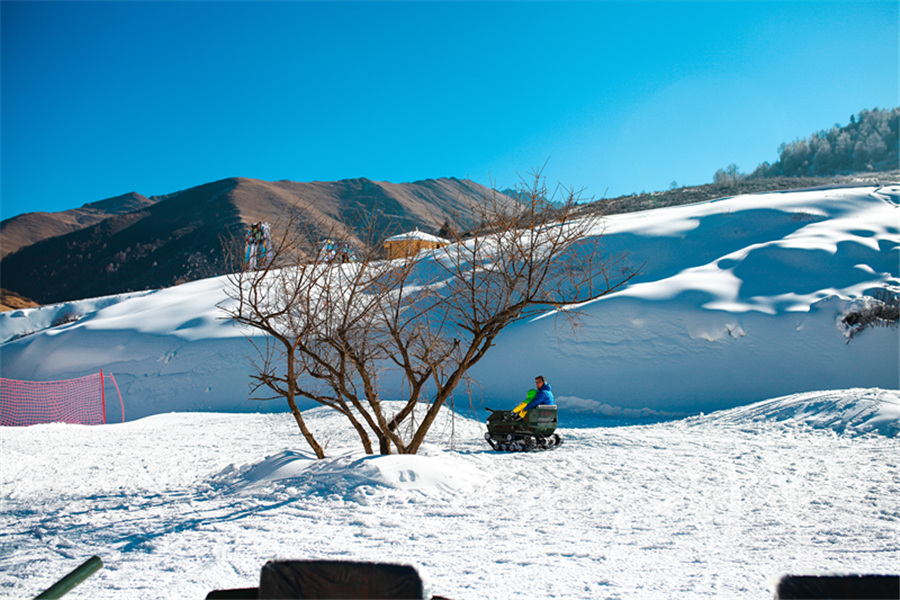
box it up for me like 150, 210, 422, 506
1, 1, 898, 220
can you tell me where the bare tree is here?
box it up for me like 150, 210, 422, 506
221, 169, 639, 457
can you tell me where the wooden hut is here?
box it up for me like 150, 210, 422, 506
383, 229, 450, 259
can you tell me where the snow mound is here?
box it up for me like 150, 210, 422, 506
218, 448, 489, 500
691, 387, 899, 437
208, 404, 491, 500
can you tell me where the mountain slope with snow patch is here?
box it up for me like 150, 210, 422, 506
1, 185, 897, 421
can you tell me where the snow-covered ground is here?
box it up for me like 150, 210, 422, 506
1, 184, 898, 598
1, 390, 897, 599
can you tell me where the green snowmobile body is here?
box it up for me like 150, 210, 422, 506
487, 405, 558, 437
484, 405, 561, 451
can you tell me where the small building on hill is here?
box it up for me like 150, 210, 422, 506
383, 229, 450, 259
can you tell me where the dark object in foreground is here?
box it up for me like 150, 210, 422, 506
34, 555, 103, 599
206, 560, 442, 599
484, 405, 561, 452
773, 574, 900, 599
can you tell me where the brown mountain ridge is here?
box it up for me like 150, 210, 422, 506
1, 191, 156, 259
0, 176, 511, 305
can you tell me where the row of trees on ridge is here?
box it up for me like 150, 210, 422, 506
714, 107, 899, 184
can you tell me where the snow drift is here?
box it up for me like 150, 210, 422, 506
1, 185, 897, 421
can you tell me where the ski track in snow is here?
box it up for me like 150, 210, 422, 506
2, 396, 898, 600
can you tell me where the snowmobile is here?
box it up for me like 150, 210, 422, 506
484, 404, 562, 452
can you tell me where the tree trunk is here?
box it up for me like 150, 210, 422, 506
343, 409, 374, 454
378, 434, 392, 455
286, 346, 325, 459
288, 397, 325, 459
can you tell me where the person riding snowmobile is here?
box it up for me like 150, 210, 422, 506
512, 376, 554, 419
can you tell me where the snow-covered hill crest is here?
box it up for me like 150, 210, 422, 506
690, 387, 899, 437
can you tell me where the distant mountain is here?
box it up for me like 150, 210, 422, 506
0, 177, 511, 305
0, 191, 156, 259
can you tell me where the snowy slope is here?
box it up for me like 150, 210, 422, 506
1, 390, 897, 599
473, 185, 900, 414
0, 278, 267, 420
692, 387, 900, 437
1, 185, 898, 421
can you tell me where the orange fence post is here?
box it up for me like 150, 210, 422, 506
108, 373, 124, 423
